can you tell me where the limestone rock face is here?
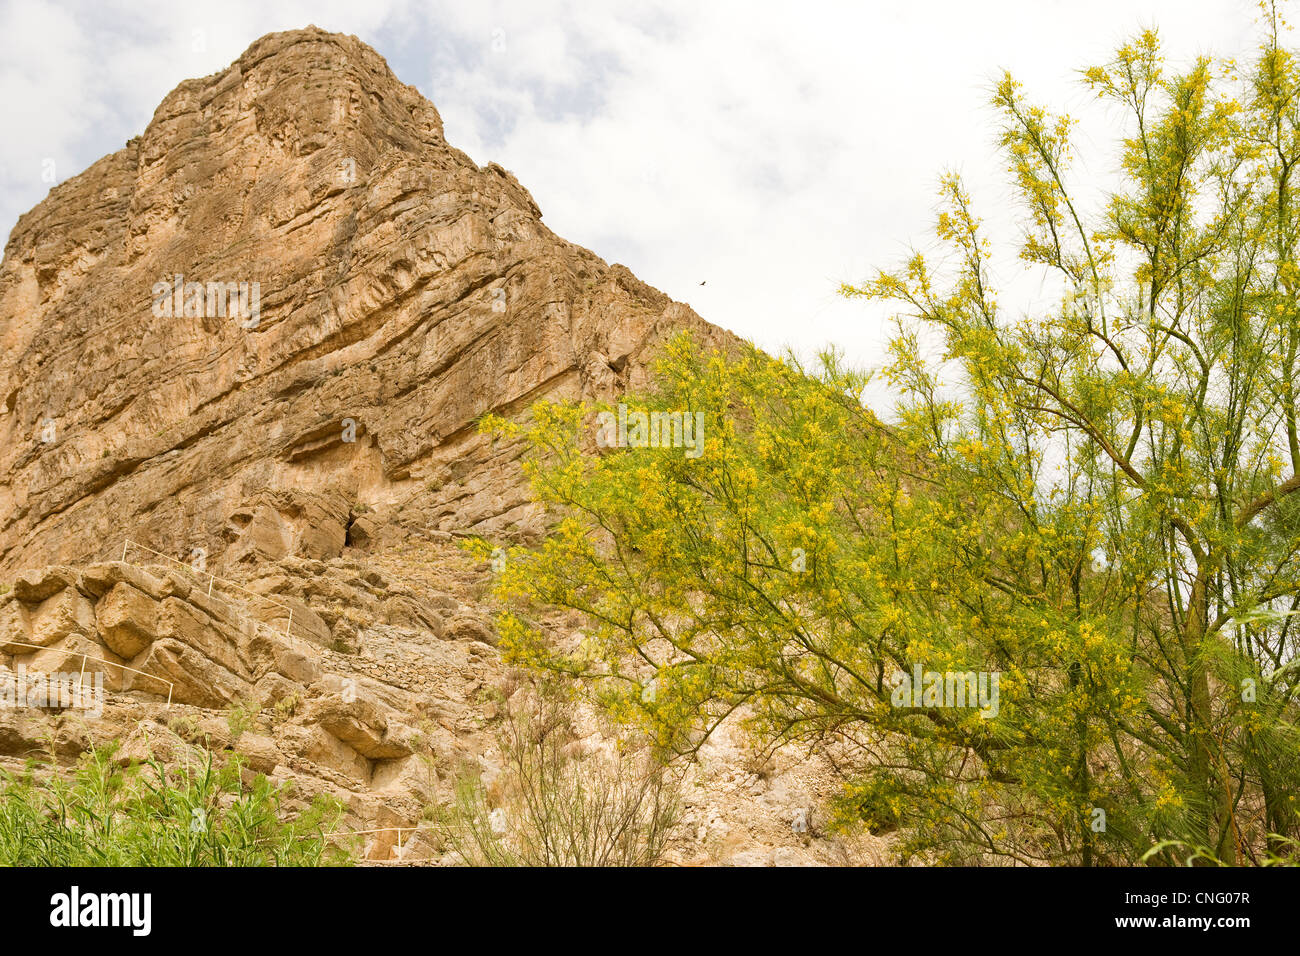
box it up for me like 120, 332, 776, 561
0, 26, 724, 574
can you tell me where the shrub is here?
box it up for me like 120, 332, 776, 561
442, 692, 681, 866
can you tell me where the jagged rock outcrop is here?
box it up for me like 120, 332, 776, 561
0, 25, 723, 574
2, 560, 310, 706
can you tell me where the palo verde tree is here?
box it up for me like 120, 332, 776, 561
479, 14, 1300, 865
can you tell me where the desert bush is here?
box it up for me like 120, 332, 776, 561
443, 693, 681, 866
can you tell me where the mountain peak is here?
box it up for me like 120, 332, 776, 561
0, 26, 727, 572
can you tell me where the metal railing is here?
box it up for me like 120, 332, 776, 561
324, 824, 449, 863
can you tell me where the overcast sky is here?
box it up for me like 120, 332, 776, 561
0, 0, 1271, 389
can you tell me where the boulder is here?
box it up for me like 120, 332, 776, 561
95, 582, 159, 658
311, 693, 415, 760
125, 638, 252, 707
78, 563, 167, 601
11, 567, 78, 604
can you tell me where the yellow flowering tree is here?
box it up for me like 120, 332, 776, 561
479, 19, 1300, 866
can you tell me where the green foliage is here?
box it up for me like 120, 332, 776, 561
1143, 834, 1300, 866
166, 714, 206, 745
479, 14, 1300, 866
226, 699, 261, 743
0, 746, 349, 866
273, 692, 302, 721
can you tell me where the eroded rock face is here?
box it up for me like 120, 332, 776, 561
2, 562, 299, 705
0, 25, 724, 574
0, 549, 504, 834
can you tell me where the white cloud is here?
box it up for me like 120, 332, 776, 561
0, 0, 1270, 409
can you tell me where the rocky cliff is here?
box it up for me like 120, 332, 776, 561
0, 25, 717, 574
0, 27, 880, 865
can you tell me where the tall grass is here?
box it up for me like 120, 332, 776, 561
0, 745, 350, 866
